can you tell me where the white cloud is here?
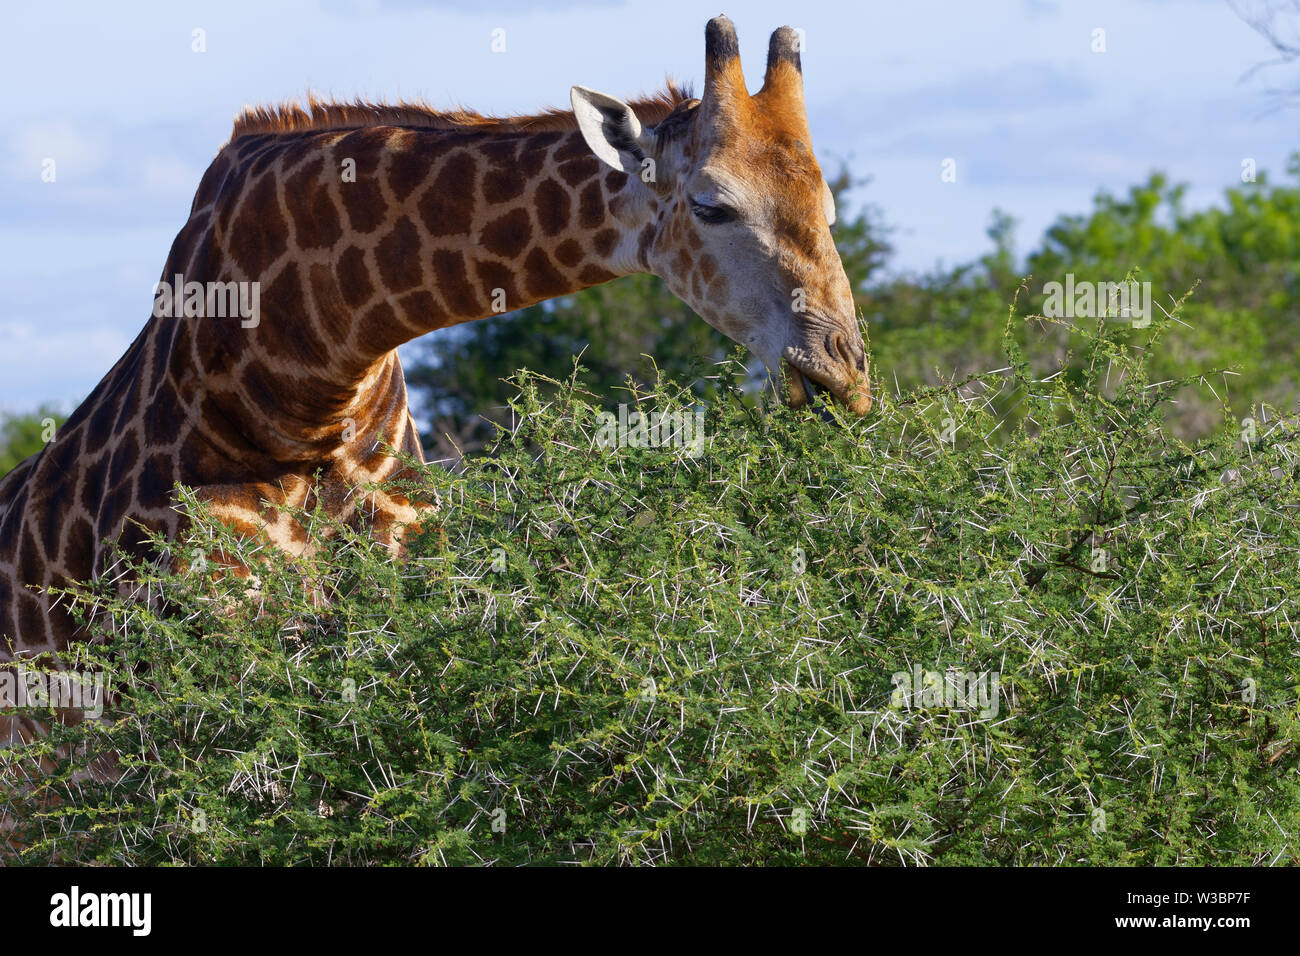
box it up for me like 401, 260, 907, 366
0, 320, 131, 411
8, 122, 107, 182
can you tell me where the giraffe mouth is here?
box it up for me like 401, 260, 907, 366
785, 360, 840, 424
783, 339, 873, 418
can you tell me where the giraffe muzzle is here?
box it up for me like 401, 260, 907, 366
783, 341, 872, 418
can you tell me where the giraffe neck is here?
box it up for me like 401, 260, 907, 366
182, 124, 656, 462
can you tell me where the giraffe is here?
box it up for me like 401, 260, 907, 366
0, 16, 870, 810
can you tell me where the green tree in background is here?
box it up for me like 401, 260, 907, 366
1024, 166, 1300, 435
0, 406, 66, 479
862, 162, 1300, 439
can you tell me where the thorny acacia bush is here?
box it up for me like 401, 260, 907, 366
7, 290, 1300, 865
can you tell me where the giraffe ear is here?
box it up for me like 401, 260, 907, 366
571, 86, 654, 175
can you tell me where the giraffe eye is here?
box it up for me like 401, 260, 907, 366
690, 198, 735, 224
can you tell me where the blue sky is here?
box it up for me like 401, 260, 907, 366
1, 0, 1296, 411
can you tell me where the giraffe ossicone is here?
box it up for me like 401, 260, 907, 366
0, 15, 870, 796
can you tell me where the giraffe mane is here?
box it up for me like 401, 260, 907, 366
229, 82, 695, 140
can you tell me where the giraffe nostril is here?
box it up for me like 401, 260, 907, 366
830, 332, 855, 368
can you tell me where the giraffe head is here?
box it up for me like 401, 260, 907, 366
572, 15, 870, 415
